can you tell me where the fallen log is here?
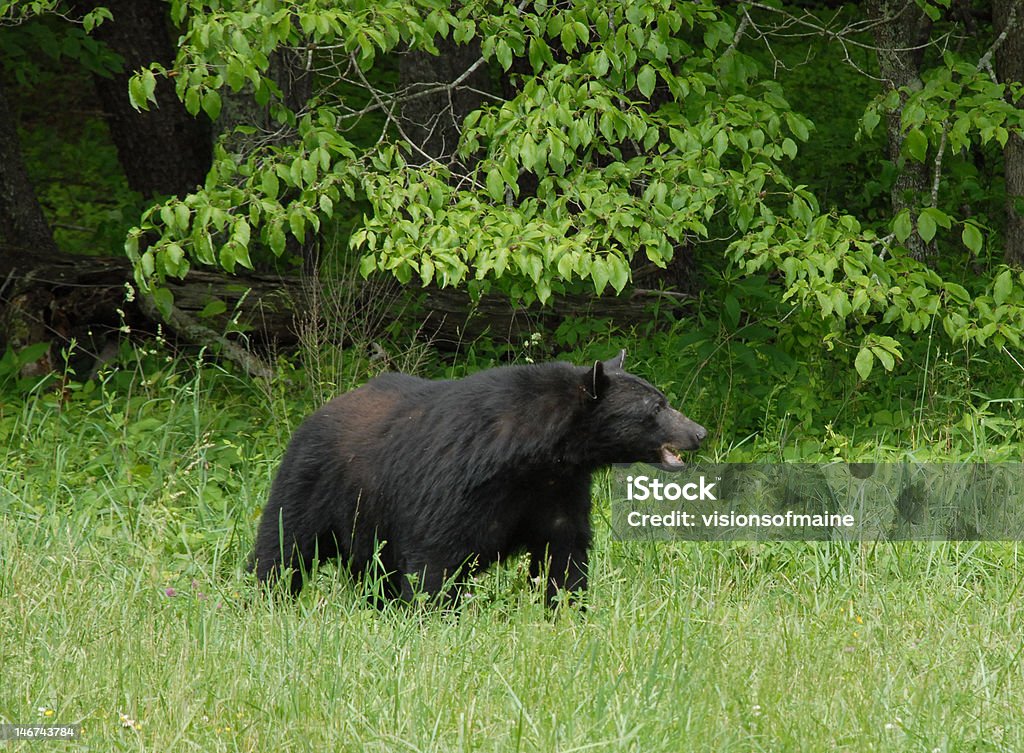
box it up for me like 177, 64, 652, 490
0, 243, 694, 377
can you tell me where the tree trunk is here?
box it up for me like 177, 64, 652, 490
219, 47, 312, 154
217, 46, 314, 270
398, 37, 489, 167
79, 0, 211, 198
865, 0, 933, 261
994, 0, 1024, 267
0, 79, 60, 257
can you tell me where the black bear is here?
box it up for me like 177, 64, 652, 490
250, 350, 706, 604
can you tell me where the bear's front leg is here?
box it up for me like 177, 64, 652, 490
399, 555, 463, 607
526, 498, 592, 606
253, 540, 312, 596
530, 543, 589, 607
251, 509, 339, 596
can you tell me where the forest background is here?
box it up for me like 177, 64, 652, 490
1, 1, 1023, 750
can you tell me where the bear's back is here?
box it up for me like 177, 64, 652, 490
306, 363, 582, 484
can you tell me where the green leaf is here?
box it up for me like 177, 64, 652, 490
233, 241, 253, 270
786, 113, 810, 141
124, 233, 140, 261
790, 195, 812, 226
591, 256, 609, 294
870, 345, 895, 372
164, 243, 185, 276
495, 39, 512, 71
922, 206, 951, 229
141, 69, 157, 103
14, 342, 51, 367
713, 128, 728, 158
202, 89, 222, 120
174, 203, 190, 231
319, 194, 334, 217
520, 137, 536, 171
637, 65, 656, 99
917, 211, 937, 243
193, 230, 215, 265
359, 254, 377, 278
892, 209, 912, 242
151, 287, 174, 320
485, 169, 504, 202
608, 257, 629, 293
993, 269, 1013, 305
199, 299, 228, 319
556, 250, 575, 280
962, 222, 983, 254
262, 170, 279, 200
529, 37, 550, 72
129, 75, 149, 111
854, 347, 873, 380
560, 20, 577, 53
861, 108, 880, 136
82, 7, 111, 33
536, 278, 551, 305
232, 217, 251, 247
225, 58, 246, 91
420, 255, 435, 286
289, 208, 306, 242
160, 204, 177, 231
722, 294, 740, 329
268, 222, 286, 255
944, 282, 970, 304
185, 87, 200, 116
904, 129, 928, 162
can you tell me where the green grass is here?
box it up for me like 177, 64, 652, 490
1, 355, 1023, 752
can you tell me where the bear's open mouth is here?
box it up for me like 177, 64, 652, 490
659, 445, 685, 468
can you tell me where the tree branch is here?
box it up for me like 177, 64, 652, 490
931, 122, 948, 207
137, 290, 276, 381
978, 0, 1021, 82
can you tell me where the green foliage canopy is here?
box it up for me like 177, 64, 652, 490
123, 0, 1024, 375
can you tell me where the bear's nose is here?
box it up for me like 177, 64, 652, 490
695, 424, 708, 443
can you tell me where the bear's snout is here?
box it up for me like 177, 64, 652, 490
662, 408, 707, 451
689, 420, 708, 446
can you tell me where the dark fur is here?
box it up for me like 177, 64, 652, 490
250, 351, 706, 604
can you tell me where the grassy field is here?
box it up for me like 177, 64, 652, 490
1, 356, 1023, 752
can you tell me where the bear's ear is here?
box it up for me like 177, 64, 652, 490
604, 349, 627, 371
582, 359, 612, 401
581, 350, 623, 400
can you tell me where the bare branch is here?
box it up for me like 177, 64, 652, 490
733, 0, 959, 82
349, 53, 475, 181
978, 0, 1021, 82
725, 5, 751, 56
931, 122, 948, 207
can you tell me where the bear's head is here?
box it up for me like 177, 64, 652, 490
578, 350, 706, 468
